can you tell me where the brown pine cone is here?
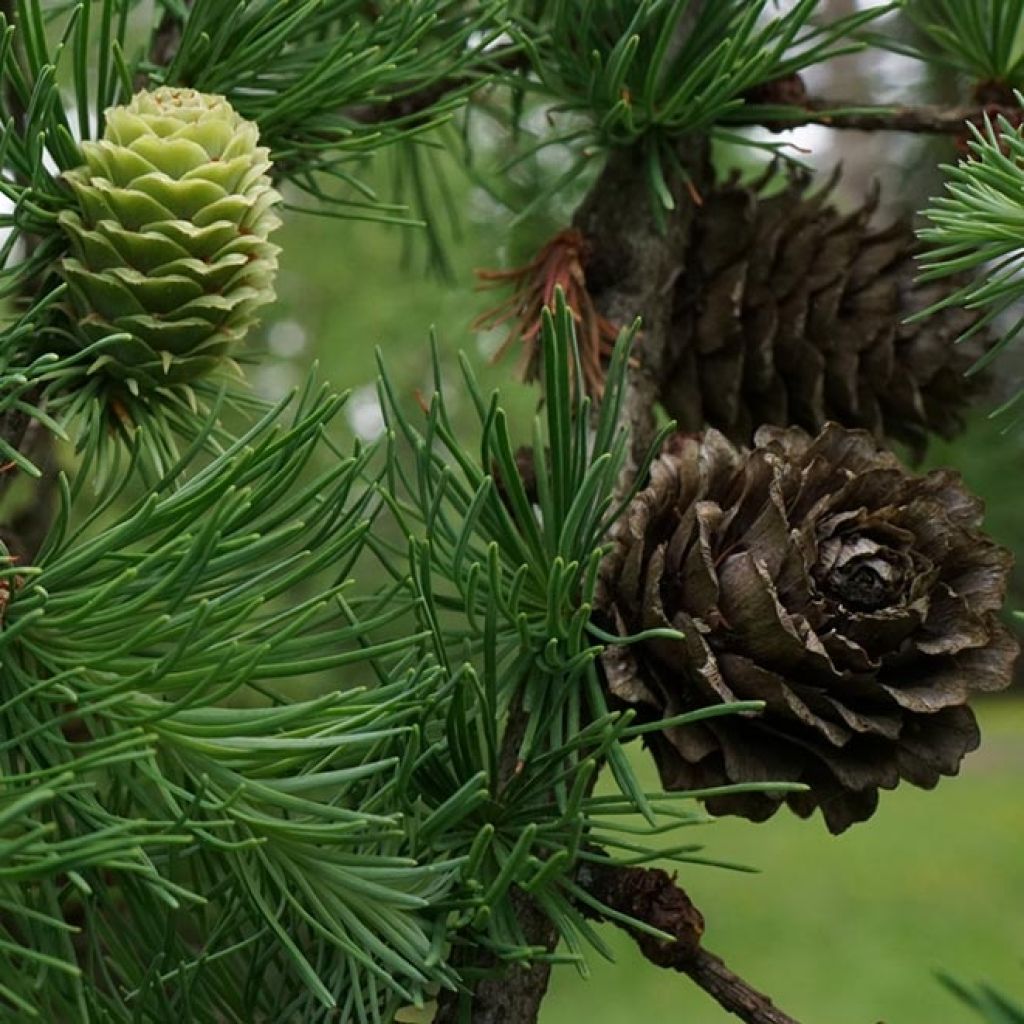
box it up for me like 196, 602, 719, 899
597, 424, 1017, 833
664, 169, 991, 460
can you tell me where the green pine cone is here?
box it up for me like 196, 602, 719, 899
58, 87, 282, 390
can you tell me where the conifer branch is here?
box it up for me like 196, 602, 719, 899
433, 692, 560, 1024
348, 51, 527, 126
433, 140, 711, 1024
434, 8, 716, 1022
683, 951, 802, 1024
577, 863, 802, 1024
738, 98, 1023, 134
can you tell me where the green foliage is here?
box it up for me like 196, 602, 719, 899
0, 312, 73, 478
163, 0, 515, 216
378, 295, 670, 804
0, 299, 791, 1021
4, 1, 1015, 1020
510, 0, 894, 222
941, 975, 1024, 1024
914, 108, 1024, 392
375, 293, 792, 974
877, 0, 1024, 88
0, 0, 513, 473
0, 384, 457, 1021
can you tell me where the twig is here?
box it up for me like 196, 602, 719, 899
577, 862, 802, 1024
741, 97, 1022, 134
347, 51, 527, 126
685, 949, 802, 1024
134, 0, 192, 89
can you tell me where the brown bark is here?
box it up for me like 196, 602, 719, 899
684, 949, 802, 1024
433, 890, 560, 1024
572, 141, 710, 476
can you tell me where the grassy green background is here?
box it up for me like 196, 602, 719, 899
542, 699, 1024, 1024
261, 162, 1024, 1024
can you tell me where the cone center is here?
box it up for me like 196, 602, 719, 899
827, 554, 904, 611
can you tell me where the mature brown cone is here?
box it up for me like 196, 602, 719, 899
597, 424, 1017, 833
664, 169, 991, 459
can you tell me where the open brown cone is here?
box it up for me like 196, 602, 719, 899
597, 424, 1017, 833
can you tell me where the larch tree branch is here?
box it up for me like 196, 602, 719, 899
347, 50, 527, 126
436, 60, 712, 1024
437, 5, 742, 1022
577, 862, 801, 1024
434, 118, 713, 1024
739, 97, 1022, 134
434, 689, 563, 1024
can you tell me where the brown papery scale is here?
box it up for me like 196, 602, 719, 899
597, 424, 1018, 834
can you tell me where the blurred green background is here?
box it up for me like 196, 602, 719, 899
255, 141, 1024, 1022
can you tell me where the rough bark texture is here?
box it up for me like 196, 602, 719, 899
577, 862, 705, 967
684, 950, 801, 1024
572, 141, 709, 476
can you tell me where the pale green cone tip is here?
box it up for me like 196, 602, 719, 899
58, 87, 282, 390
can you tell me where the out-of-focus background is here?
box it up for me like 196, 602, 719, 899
253, 2, 1024, 1019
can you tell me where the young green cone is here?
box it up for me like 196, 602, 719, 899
58, 87, 282, 391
